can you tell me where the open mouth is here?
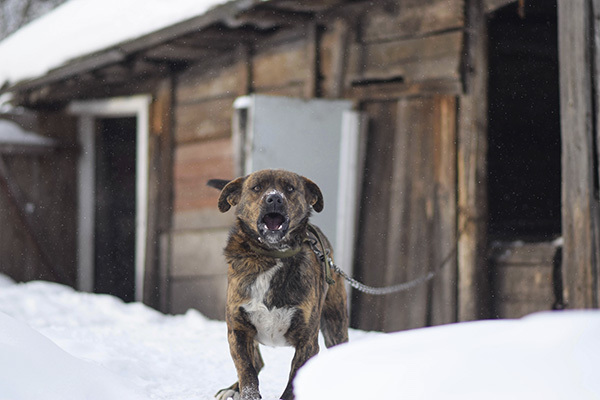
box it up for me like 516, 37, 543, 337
262, 212, 286, 231
258, 212, 289, 244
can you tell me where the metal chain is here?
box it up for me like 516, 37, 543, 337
330, 259, 436, 295
325, 226, 465, 296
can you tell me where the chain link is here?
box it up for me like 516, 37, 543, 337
330, 259, 436, 295
326, 228, 463, 296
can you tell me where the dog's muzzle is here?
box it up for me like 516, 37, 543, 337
258, 192, 290, 244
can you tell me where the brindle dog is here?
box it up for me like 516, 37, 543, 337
211, 169, 348, 400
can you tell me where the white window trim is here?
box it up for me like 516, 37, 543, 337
69, 95, 151, 302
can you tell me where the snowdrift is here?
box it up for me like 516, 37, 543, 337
296, 310, 600, 400
1, 275, 598, 399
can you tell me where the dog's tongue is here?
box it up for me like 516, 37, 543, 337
264, 213, 284, 230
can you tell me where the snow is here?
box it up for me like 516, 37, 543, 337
0, 119, 56, 146
1, 274, 598, 400
0, 0, 240, 87
0, 276, 374, 400
296, 311, 600, 400
0, 312, 147, 400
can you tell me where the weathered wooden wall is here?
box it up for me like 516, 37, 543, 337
170, 54, 241, 318
344, 0, 465, 332
0, 112, 78, 286
166, 0, 475, 328
3, 0, 594, 334
351, 96, 458, 332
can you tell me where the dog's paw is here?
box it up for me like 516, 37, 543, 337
215, 388, 240, 400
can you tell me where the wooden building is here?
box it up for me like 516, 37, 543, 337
0, 0, 598, 332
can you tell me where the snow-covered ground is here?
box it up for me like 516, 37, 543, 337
0, 275, 374, 400
296, 310, 600, 400
1, 274, 599, 400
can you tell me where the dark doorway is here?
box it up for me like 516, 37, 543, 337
487, 1, 561, 241
94, 117, 137, 302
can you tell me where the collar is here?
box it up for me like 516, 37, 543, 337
248, 242, 304, 259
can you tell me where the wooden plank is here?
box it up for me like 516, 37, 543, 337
350, 101, 396, 332
430, 95, 458, 326
361, 0, 464, 42
348, 78, 462, 101
355, 31, 463, 84
236, 43, 252, 96
253, 83, 305, 98
322, 18, 350, 98
494, 298, 553, 319
352, 96, 458, 332
176, 60, 244, 105
457, 0, 490, 321
252, 39, 309, 91
173, 137, 234, 212
144, 77, 175, 308
169, 275, 228, 319
593, 0, 600, 308
490, 240, 559, 318
159, 233, 171, 313
558, 0, 600, 308
382, 97, 434, 331
491, 242, 560, 266
174, 97, 234, 143
171, 229, 230, 277
304, 21, 319, 98
380, 96, 457, 331
494, 264, 554, 303
173, 208, 235, 232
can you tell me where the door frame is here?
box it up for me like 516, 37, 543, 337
69, 95, 151, 302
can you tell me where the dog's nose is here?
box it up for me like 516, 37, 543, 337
265, 193, 283, 205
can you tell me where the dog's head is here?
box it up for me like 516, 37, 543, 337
215, 169, 323, 247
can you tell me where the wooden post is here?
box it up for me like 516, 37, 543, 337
558, 0, 600, 309
457, 0, 490, 321
327, 18, 350, 98
146, 77, 175, 311
304, 21, 320, 99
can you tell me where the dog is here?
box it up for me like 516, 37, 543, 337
209, 169, 349, 400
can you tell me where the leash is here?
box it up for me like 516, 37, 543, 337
306, 224, 336, 285
307, 223, 464, 296
249, 222, 463, 296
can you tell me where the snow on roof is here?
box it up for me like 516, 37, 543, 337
0, 0, 240, 88
0, 119, 56, 147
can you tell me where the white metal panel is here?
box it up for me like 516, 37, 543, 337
233, 95, 362, 276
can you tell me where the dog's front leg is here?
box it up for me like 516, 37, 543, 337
229, 329, 261, 400
280, 334, 319, 400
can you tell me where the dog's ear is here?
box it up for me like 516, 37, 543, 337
303, 177, 324, 213
207, 179, 230, 190
218, 177, 245, 212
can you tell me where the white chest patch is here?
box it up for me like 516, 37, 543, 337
242, 261, 295, 347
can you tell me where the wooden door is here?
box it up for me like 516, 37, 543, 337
352, 95, 457, 332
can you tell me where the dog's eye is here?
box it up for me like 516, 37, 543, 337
252, 185, 261, 193
286, 185, 295, 193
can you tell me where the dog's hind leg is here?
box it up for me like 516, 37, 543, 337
320, 278, 349, 348
215, 338, 264, 400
